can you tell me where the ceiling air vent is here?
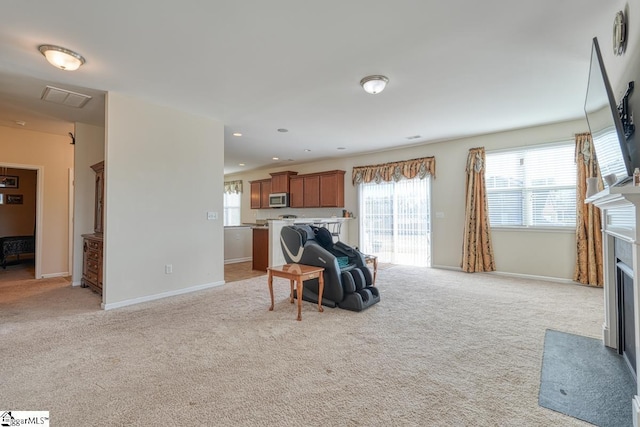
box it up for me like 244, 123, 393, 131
41, 85, 92, 108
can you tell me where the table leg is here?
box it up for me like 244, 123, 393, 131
268, 271, 275, 311
317, 272, 324, 313
296, 280, 303, 321
289, 279, 295, 303
373, 258, 378, 285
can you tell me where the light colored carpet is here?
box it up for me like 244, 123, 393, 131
0, 266, 604, 426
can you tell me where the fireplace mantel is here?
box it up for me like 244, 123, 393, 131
589, 183, 640, 426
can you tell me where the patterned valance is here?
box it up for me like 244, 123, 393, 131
352, 156, 436, 185
224, 180, 243, 194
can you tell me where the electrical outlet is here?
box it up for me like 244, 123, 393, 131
207, 211, 218, 220
165, 264, 173, 274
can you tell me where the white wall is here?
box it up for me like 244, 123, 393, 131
226, 118, 588, 280
224, 226, 252, 263
103, 93, 224, 307
0, 126, 73, 277
72, 123, 105, 285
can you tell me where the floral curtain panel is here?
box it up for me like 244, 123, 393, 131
224, 180, 243, 194
574, 132, 603, 286
461, 147, 495, 273
352, 156, 435, 185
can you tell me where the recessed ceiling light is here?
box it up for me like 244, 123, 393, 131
238, 163, 245, 166
38, 45, 86, 71
337, 147, 346, 150
287, 158, 294, 161
272, 157, 280, 160
277, 128, 289, 133
406, 135, 421, 140
233, 132, 242, 137
304, 149, 311, 152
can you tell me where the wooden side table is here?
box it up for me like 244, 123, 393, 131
364, 254, 378, 285
267, 264, 325, 321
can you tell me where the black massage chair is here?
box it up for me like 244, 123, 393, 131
280, 225, 380, 311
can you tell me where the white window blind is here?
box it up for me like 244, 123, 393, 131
485, 143, 576, 228
223, 192, 241, 226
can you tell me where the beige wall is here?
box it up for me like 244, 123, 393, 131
72, 123, 105, 285
226, 118, 588, 281
0, 167, 36, 236
103, 93, 224, 307
225, 0, 640, 282
0, 126, 73, 276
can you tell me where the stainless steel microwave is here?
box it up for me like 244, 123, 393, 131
269, 192, 289, 208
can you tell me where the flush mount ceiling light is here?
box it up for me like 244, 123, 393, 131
38, 44, 86, 71
360, 75, 389, 94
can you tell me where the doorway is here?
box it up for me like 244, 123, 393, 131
0, 165, 42, 279
358, 177, 431, 267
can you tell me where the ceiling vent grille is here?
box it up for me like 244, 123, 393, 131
41, 85, 92, 108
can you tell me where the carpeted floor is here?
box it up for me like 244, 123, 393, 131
539, 329, 635, 427
1, 266, 606, 426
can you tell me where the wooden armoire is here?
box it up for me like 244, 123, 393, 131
81, 161, 104, 295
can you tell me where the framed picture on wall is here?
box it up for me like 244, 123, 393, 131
6, 194, 23, 204
0, 175, 18, 188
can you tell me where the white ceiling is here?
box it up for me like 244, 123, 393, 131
0, 1, 616, 174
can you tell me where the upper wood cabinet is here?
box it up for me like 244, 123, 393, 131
319, 170, 345, 207
289, 170, 345, 208
289, 176, 305, 208
252, 169, 345, 209
269, 171, 297, 193
303, 175, 320, 207
250, 179, 271, 209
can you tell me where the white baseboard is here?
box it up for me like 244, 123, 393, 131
71, 280, 82, 287
430, 264, 574, 284
41, 271, 70, 279
101, 280, 225, 310
224, 257, 251, 265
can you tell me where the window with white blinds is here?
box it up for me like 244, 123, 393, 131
485, 143, 576, 228
358, 177, 431, 266
223, 192, 241, 226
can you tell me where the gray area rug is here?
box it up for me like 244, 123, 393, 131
539, 329, 636, 427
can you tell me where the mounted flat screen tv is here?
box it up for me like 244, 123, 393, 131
584, 37, 633, 187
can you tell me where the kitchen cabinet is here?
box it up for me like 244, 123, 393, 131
269, 171, 297, 193
319, 170, 345, 207
252, 227, 269, 271
289, 176, 304, 208
289, 170, 345, 208
303, 175, 320, 207
250, 179, 271, 209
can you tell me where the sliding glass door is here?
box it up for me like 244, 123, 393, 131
358, 177, 431, 267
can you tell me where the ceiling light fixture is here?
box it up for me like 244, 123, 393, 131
38, 44, 86, 71
232, 132, 242, 137
360, 75, 389, 94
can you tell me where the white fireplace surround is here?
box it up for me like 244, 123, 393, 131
588, 184, 640, 426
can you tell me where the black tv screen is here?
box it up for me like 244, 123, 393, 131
584, 37, 632, 186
